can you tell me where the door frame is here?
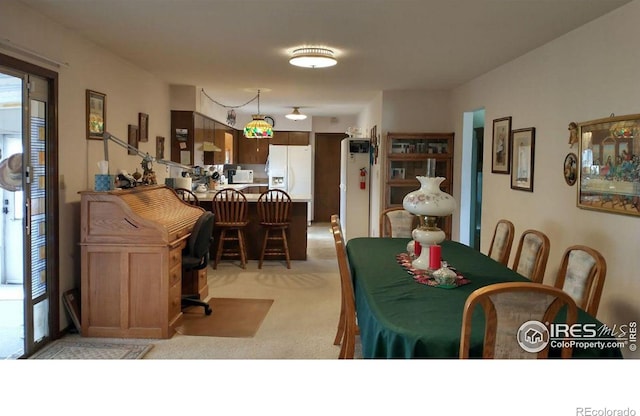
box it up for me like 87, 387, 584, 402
0, 52, 60, 357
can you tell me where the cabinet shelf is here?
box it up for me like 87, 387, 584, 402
385, 131, 454, 239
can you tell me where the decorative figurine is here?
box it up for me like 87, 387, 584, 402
568, 122, 578, 146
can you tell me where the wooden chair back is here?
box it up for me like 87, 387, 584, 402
257, 189, 292, 225
174, 187, 199, 206
331, 214, 357, 359
379, 207, 419, 238
460, 282, 578, 359
511, 229, 550, 284
488, 219, 515, 266
553, 245, 607, 317
212, 188, 248, 225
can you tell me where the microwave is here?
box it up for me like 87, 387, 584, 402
228, 169, 254, 184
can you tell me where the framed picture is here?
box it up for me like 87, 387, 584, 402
510, 127, 535, 192
86, 90, 106, 140
391, 167, 405, 180
128, 124, 138, 155
156, 136, 165, 160
138, 112, 149, 142
563, 153, 578, 186
62, 289, 81, 333
491, 117, 512, 174
577, 113, 640, 216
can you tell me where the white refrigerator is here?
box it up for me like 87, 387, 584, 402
340, 138, 370, 241
267, 144, 313, 223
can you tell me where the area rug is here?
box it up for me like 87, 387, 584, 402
176, 297, 274, 338
29, 340, 153, 359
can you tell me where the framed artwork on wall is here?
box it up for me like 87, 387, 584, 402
510, 127, 535, 192
138, 112, 149, 142
564, 153, 577, 186
128, 124, 138, 155
492, 116, 511, 174
577, 113, 640, 216
156, 136, 165, 160
86, 90, 106, 140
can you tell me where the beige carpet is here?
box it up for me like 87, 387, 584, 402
29, 339, 153, 359
176, 298, 274, 338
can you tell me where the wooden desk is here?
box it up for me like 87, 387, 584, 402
79, 185, 204, 339
346, 237, 624, 359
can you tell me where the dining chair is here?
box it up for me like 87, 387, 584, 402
379, 207, 419, 238
174, 187, 199, 206
459, 282, 578, 359
330, 214, 357, 359
553, 245, 607, 317
257, 189, 292, 269
211, 188, 249, 269
510, 229, 550, 284
487, 219, 515, 266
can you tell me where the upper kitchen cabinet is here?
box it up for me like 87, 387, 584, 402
271, 131, 310, 145
171, 110, 233, 166
237, 137, 269, 164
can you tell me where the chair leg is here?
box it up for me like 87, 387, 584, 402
237, 228, 247, 269
258, 228, 269, 269
334, 295, 346, 346
281, 228, 291, 269
214, 229, 226, 269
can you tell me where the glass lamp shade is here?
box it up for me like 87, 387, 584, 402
289, 47, 337, 68
244, 115, 273, 139
403, 176, 456, 270
285, 107, 307, 120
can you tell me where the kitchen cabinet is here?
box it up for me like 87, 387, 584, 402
271, 131, 310, 145
385, 132, 454, 239
171, 110, 234, 166
237, 137, 269, 164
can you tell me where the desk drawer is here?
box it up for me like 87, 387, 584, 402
168, 246, 183, 270
168, 279, 182, 323
168, 263, 181, 288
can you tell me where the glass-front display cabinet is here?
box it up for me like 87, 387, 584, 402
385, 132, 454, 237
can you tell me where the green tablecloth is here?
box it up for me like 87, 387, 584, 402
346, 237, 623, 359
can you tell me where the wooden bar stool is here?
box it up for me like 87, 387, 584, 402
257, 189, 292, 269
211, 188, 249, 269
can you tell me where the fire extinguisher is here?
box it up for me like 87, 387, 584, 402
360, 167, 367, 190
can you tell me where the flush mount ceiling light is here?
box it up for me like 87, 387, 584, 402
285, 107, 307, 121
244, 89, 273, 139
289, 47, 337, 68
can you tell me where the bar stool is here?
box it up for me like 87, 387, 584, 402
257, 189, 292, 269
212, 188, 249, 269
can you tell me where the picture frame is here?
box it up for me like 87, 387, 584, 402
138, 112, 149, 142
563, 153, 577, 186
156, 136, 165, 160
577, 113, 640, 216
62, 289, 81, 333
128, 124, 138, 155
391, 167, 405, 180
491, 116, 511, 174
510, 127, 535, 192
86, 90, 106, 140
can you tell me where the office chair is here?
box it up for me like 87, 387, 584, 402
181, 211, 215, 315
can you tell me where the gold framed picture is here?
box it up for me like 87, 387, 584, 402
86, 90, 106, 140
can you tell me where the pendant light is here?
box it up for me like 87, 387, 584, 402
285, 107, 307, 121
243, 89, 273, 139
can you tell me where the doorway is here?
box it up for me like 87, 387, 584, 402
460, 109, 484, 250
314, 133, 346, 223
0, 53, 59, 359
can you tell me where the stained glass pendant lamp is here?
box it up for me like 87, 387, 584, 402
244, 89, 273, 139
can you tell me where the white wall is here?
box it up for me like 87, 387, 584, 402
451, 0, 640, 357
1, 0, 172, 329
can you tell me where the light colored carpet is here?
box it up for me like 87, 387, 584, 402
29, 339, 153, 359
58, 222, 361, 359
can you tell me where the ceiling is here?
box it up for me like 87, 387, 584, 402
19, 0, 631, 118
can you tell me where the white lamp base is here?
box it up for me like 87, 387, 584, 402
411, 226, 445, 270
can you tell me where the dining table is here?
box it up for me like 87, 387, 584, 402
346, 237, 623, 359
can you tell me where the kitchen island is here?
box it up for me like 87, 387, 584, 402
194, 188, 309, 261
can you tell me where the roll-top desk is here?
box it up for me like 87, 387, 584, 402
80, 185, 204, 338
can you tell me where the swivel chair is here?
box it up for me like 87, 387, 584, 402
181, 211, 215, 315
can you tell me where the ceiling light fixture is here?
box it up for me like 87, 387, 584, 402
289, 47, 337, 68
243, 89, 273, 139
285, 107, 307, 121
